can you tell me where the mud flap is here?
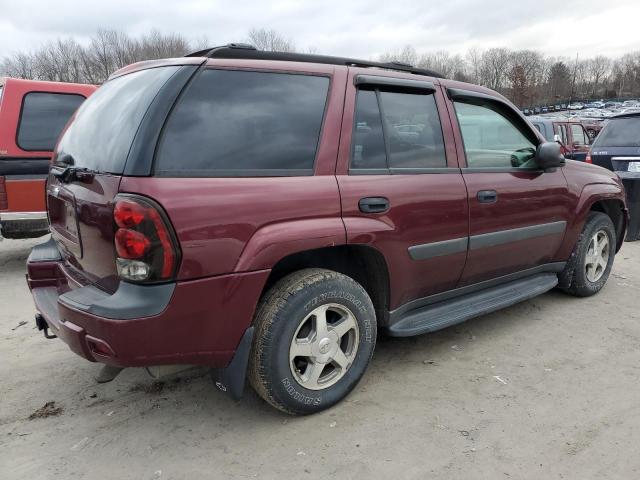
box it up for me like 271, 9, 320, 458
211, 327, 254, 401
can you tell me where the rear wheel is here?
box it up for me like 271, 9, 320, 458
248, 268, 377, 415
560, 211, 616, 297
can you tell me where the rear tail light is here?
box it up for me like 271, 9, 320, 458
113, 195, 180, 283
585, 151, 592, 163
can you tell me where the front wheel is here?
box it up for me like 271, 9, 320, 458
248, 268, 377, 415
560, 211, 616, 297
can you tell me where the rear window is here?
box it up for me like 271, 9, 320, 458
592, 117, 640, 147
17, 92, 85, 151
55, 66, 180, 173
154, 69, 329, 176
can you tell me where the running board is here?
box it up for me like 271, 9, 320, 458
386, 273, 558, 337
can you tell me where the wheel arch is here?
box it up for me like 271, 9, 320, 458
589, 198, 627, 251
260, 244, 391, 326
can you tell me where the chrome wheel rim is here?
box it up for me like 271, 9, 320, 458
289, 303, 359, 391
585, 230, 610, 283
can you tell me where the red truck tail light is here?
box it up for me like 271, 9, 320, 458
113, 196, 180, 283
585, 151, 592, 164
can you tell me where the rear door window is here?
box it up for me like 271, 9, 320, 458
155, 69, 329, 176
570, 124, 589, 146
17, 93, 85, 151
350, 88, 447, 172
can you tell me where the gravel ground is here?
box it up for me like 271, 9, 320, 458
1, 236, 639, 480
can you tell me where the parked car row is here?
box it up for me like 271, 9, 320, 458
528, 116, 591, 161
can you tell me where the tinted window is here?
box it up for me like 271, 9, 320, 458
454, 102, 537, 168
17, 93, 85, 151
380, 91, 446, 169
592, 118, 640, 147
55, 66, 180, 173
155, 70, 329, 176
351, 89, 387, 170
351, 88, 446, 171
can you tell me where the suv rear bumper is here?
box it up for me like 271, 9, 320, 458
27, 239, 269, 368
0, 211, 48, 239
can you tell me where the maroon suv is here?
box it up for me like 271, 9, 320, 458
27, 45, 627, 415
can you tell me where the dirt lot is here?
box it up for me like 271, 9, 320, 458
1, 236, 639, 480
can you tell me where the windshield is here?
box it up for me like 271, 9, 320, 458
54, 66, 179, 173
592, 117, 640, 148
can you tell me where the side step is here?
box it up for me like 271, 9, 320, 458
387, 273, 558, 337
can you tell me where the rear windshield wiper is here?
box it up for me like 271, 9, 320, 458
51, 165, 97, 183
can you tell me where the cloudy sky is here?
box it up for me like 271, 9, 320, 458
1, 0, 639, 60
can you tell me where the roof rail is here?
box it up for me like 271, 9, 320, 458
185, 43, 442, 78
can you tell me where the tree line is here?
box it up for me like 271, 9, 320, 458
2, 28, 639, 107
380, 45, 640, 107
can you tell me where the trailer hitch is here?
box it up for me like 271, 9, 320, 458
35, 313, 57, 339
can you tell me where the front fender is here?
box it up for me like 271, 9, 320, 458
234, 217, 347, 272
556, 182, 627, 258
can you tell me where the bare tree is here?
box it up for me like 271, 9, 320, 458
247, 28, 296, 52
379, 45, 418, 65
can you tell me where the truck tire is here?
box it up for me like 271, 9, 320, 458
559, 211, 616, 297
248, 268, 377, 415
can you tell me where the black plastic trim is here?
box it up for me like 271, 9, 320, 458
354, 75, 436, 92
349, 167, 458, 175
387, 272, 559, 337
210, 326, 254, 400
59, 281, 176, 320
408, 237, 468, 260
188, 44, 442, 78
461, 167, 544, 174
27, 237, 62, 262
124, 65, 201, 176
390, 262, 566, 321
0, 158, 50, 176
469, 221, 567, 250
153, 168, 314, 178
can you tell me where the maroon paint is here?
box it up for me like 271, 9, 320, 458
334, 69, 469, 308
28, 262, 269, 367
48, 173, 122, 292
26, 57, 628, 370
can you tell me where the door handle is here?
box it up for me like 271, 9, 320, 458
477, 190, 498, 203
359, 197, 390, 213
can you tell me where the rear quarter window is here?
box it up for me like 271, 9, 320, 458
154, 69, 329, 176
17, 92, 85, 151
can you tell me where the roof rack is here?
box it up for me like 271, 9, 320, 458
185, 43, 442, 78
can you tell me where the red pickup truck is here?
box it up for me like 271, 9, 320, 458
0, 78, 96, 238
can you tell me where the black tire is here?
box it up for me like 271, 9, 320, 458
248, 268, 377, 415
559, 211, 616, 297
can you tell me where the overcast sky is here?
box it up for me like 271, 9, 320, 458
1, 0, 639, 60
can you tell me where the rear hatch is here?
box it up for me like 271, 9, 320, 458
590, 115, 640, 173
48, 66, 183, 293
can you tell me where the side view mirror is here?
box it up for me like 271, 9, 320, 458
535, 142, 565, 170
